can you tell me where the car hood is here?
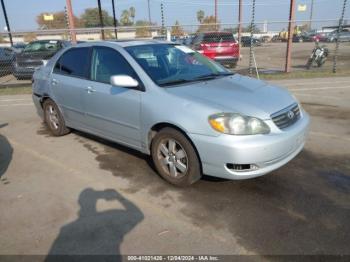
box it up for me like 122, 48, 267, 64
165, 74, 296, 120
16, 51, 56, 61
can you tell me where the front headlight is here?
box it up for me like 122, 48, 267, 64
208, 113, 270, 135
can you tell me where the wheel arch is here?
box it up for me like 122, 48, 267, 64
147, 122, 203, 173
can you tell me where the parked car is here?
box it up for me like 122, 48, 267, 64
32, 41, 310, 186
260, 36, 271, 43
0, 47, 15, 76
12, 42, 27, 53
327, 29, 350, 42
14, 40, 71, 79
190, 32, 239, 68
292, 32, 314, 43
314, 32, 330, 42
240, 36, 262, 47
152, 36, 167, 41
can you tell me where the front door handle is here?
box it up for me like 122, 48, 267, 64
51, 78, 59, 85
86, 86, 96, 93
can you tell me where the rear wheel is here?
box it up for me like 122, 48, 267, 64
151, 127, 201, 186
43, 99, 70, 136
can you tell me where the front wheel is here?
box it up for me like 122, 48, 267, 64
151, 127, 201, 186
43, 99, 70, 136
306, 58, 313, 69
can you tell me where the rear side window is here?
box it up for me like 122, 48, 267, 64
54, 47, 90, 78
90, 46, 137, 84
203, 33, 236, 43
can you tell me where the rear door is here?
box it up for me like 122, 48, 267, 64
50, 47, 91, 127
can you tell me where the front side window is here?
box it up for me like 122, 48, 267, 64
126, 44, 232, 86
90, 47, 137, 84
53, 47, 90, 78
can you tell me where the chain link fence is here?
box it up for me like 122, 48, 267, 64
1, 14, 350, 86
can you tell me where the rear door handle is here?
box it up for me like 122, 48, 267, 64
86, 86, 96, 93
51, 78, 59, 85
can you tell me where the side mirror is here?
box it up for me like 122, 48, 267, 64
110, 75, 139, 88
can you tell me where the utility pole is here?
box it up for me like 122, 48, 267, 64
0, 0, 13, 46
112, 0, 118, 39
309, 0, 314, 30
238, 0, 242, 58
147, 0, 151, 25
285, 0, 296, 73
215, 0, 218, 29
66, 0, 76, 43
248, 0, 256, 76
97, 0, 105, 40
161, 2, 165, 36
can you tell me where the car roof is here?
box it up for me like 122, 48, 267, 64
73, 40, 173, 48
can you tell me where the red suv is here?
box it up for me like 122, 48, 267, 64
191, 32, 239, 68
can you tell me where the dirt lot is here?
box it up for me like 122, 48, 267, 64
0, 77, 349, 258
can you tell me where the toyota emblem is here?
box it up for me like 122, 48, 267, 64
287, 110, 295, 119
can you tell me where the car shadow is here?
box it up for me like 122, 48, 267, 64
45, 188, 144, 260
0, 123, 12, 184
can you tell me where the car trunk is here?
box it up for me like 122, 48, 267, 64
200, 42, 239, 59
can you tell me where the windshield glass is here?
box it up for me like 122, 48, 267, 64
203, 33, 236, 43
23, 40, 60, 53
125, 44, 232, 86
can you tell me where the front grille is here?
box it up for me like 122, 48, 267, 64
271, 103, 300, 129
18, 60, 43, 68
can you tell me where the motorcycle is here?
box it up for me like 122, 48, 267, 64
306, 43, 329, 69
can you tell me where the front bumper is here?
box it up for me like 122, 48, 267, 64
14, 66, 36, 79
189, 110, 310, 180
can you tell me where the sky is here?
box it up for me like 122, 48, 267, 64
0, 0, 349, 32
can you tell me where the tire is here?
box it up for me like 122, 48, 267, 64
151, 127, 201, 186
317, 57, 326, 67
306, 58, 313, 69
43, 99, 70, 136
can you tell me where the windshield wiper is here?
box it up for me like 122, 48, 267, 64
158, 79, 192, 87
158, 72, 234, 87
194, 72, 233, 81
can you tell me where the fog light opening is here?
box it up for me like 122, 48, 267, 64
226, 163, 258, 171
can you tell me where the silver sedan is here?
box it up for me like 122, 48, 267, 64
32, 41, 309, 186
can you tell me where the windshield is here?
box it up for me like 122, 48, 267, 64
23, 40, 60, 53
125, 44, 232, 86
203, 33, 236, 43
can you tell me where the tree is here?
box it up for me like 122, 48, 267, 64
120, 9, 132, 26
129, 7, 136, 24
171, 20, 184, 37
23, 33, 37, 42
135, 20, 151, 37
244, 24, 260, 33
196, 10, 205, 24
197, 16, 219, 32
80, 8, 114, 28
36, 11, 82, 29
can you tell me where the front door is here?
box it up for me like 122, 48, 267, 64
84, 46, 142, 149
